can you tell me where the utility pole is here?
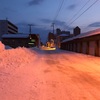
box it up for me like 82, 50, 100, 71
52, 23, 55, 34
6, 17, 8, 20
28, 24, 34, 34
28, 24, 34, 39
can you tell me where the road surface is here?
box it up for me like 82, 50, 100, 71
0, 48, 100, 100
29, 48, 100, 100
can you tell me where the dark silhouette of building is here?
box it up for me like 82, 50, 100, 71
56, 28, 70, 37
73, 26, 81, 36
56, 28, 61, 36
2, 34, 39, 48
0, 20, 18, 40
29, 34, 40, 47
55, 28, 70, 48
48, 32, 55, 42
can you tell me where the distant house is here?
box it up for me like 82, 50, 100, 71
61, 28, 100, 57
2, 33, 39, 48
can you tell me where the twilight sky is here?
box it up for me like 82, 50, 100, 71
0, 0, 100, 42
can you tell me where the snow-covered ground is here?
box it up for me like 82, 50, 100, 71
0, 41, 100, 100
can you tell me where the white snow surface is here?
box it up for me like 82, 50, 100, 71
0, 42, 100, 100
58, 34, 69, 37
0, 41, 5, 52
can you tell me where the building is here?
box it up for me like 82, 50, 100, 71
56, 30, 70, 48
46, 32, 55, 48
48, 32, 55, 42
56, 33, 70, 48
73, 26, 81, 36
0, 20, 18, 40
61, 28, 100, 57
2, 33, 40, 48
29, 34, 40, 47
56, 28, 61, 36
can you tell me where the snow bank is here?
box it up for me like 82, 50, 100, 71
0, 46, 37, 71
0, 41, 5, 52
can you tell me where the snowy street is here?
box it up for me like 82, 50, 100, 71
0, 43, 100, 100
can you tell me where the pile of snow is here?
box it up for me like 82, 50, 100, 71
0, 41, 5, 52
0, 42, 37, 71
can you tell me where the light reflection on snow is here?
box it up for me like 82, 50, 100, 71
40, 46, 56, 50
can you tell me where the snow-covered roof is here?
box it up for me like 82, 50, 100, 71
2, 34, 29, 38
57, 34, 69, 37
62, 28, 100, 43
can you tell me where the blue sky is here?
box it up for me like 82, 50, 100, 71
0, 0, 100, 42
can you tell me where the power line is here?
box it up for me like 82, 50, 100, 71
53, 0, 65, 23
67, 0, 99, 28
51, 0, 65, 33
67, 0, 91, 24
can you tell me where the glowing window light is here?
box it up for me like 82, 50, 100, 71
31, 39, 35, 42
28, 43, 34, 44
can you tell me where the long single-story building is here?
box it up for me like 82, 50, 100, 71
61, 28, 100, 57
2, 33, 40, 48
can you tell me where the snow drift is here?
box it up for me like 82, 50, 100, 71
0, 41, 5, 52
0, 42, 37, 71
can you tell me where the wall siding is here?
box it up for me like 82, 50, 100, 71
61, 34, 100, 57
99, 40, 100, 56
82, 42, 87, 54
89, 41, 95, 56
